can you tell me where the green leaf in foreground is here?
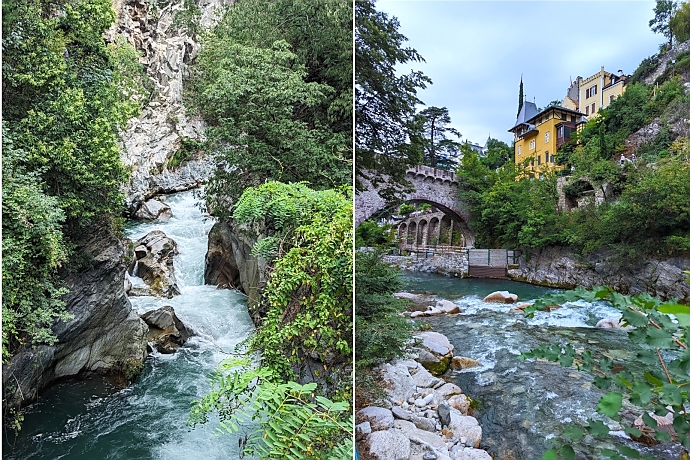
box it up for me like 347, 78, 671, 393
597, 392, 622, 418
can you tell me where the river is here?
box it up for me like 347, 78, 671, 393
3, 191, 255, 459
402, 272, 683, 460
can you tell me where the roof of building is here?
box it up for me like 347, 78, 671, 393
509, 103, 583, 132
509, 101, 538, 131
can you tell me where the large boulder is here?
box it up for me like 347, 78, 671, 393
364, 429, 411, 460
134, 198, 172, 221
140, 306, 192, 353
357, 407, 395, 431
451, 356, 482, 370
482, 291, 518, 303
204, 220, 269, 319
413, 331, 454, 375
128, 230, 180, 298
448, 409, 482, 448
379, 362, 417, 405
3, 223, 148, 409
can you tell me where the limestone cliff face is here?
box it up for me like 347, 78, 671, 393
509, 247, 690, 303
3, 225, 148, 409
107, 0, 227, 214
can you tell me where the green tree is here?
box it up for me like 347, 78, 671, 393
481, 138, 513, 170
517, 76, 524, 118
650, 0, 678, 48
193, 40, 351, 218
671, 1, 690, 44
355, 0, 431, 199
419, 106, 462, 169
355, 250, 413, 368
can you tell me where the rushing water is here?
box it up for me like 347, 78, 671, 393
402, 272, 683, 460
4, 191, 255, 460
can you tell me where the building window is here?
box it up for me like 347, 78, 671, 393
609, 94, 615, 103
518, 145, 522, 155
585, 85, 597, 98
571, 115, 576, 122
585, 106, 589, 116
537, 155, 541, 166
545, 132, 550, 143
529, 139, 536, 149
591, 102, 595, 113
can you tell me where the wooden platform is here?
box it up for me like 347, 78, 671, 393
468, 265, 508, 279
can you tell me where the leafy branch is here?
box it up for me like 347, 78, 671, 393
521, 286, 690, 459
188, 358, 352, 460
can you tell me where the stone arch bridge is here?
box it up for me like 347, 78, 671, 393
356, 165, 475, 247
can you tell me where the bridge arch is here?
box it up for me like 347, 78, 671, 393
356, 165, 476, 247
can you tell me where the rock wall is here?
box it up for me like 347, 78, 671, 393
204, 221, 268, 321
509, 247, 690, 302
107, 0, 227, 214
3, 225, 148, 409
383, 252, 469, 277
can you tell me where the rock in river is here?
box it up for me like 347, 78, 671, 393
134, 198, 173, 222
127, 230, 180, 298
483, 291, 518, 303
140, 306, 193, 354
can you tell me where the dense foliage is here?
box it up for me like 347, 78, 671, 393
457, 149, 562, 249
521, 286, 690, 459
190, 0, 352, 217
355, 0, 430, 199
355, 250, 413, 368
2, 0, 143, 361
2, 130, 71, 361
355, 220, 395, 248
232, 183, 353, 394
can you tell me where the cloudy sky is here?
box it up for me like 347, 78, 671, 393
376, 1, 663, 146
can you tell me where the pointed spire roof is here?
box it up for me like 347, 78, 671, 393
509, 101, 538, 131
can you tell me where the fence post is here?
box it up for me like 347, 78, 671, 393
487, 249, 490, 266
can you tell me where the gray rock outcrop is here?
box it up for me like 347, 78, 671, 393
204, 220, 268, 314
2, 224, 148, 409
412, 332, 455, 376
134, 198, 173, 221
106, 0, 225, 215
127, 230, 180, 298
140, 306, 192, 353
509, 247, 690, 303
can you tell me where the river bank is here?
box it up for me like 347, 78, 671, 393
383, 247, 690, 303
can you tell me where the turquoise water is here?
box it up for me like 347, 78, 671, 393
3, 191, 255, 460
402, 272, 683, 460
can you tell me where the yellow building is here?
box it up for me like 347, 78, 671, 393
509, 102, 583, 176
569, 66, 629, 118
